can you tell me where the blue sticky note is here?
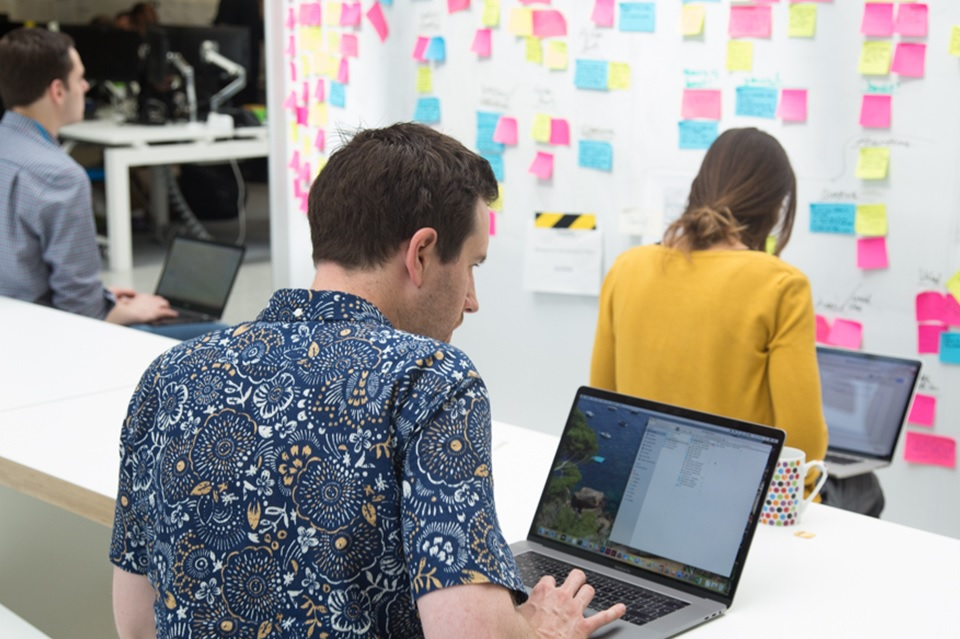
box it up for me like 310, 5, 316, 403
482, 153, 505, 182
425, 37, 446, 62
476, 111, 504, 155
735, 86, 778, 119
413, 97, 441, 123
378, 0, 393, 5
579, 140, 613, 171
575, 59, 609, 91
619, 3, 656, 32
678, 121, 718, 150
330, 81, 346, 108
940, 333, 960, 365
809, 203, 856, 235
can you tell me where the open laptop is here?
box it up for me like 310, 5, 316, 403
817, 347, 922, 479
510, 386, 784, 638
152, 236, 245, 324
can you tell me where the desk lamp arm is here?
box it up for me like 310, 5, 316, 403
201, 40, 247, 115
166, 52, 198, 123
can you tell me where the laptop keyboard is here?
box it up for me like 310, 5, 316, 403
514, 551, 689, 626
825, 453, 859, 465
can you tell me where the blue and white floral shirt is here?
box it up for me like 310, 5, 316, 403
110, 289, 525, 638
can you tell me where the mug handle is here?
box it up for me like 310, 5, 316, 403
800, 460, 828, 512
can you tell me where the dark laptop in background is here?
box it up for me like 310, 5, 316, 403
152, 236, 245, 324
817, 347, 922, 479
510, 386, 784, 638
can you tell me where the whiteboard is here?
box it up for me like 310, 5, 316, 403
267, 1, 960, 538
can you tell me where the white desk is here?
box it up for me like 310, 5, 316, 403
59, 119, 269, 271
0, 604, 51, 639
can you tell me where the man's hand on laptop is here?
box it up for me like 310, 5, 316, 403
519, 569, 626, 638
106, 291, 179, 325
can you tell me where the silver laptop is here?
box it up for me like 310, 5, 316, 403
510, 386, 784, 638
152, 236, 245, 324
817, 347, 922, 479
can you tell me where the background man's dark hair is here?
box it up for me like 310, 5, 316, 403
307, 122, 498, 268
0, 28, 76, 108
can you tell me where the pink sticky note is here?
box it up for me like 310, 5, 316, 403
340, 2, 362, 26
493, 116, 519, 144
489, 210, 497, 236
300, 2, 322, 26
916, 292, 946, 323
827, 318, 863, 350
366, 2, 389, 42
289, 62, 297, 82
521, 0, 552, 4
778, 89, 808, 122
448, 0, 470, 13
946, 295, 960, 327
282, 91, 298, 110
285, 35, 296, 57
296, 106, 308, 126
918, 324, 946, 354
471, 28, 492, 57
337, 57, 349, 84
859, 94, 891, 128
591, 0, 614, 27
341, 33, 359, 58
857, 237, 889, 270
293, 177, 303, 199
315, 129, 326, 152
302, 81, 311, 105
891, 43, 926, 78
300, 163, 311, 184
729, 5, 772, 38
413, 36, 429, 61
299, 192, 309, 214
549, 118, 570, 145
904, 431, 956, 469
288, 150, 301, 171
314, 79, 325, 102
286, 7, 297, 30
894, 3, 928, 37
861, 3, 894, 36
815, 314, 831, 344
681, 89, 722, 121
533, 10, 567, 37
907, 394, 937, 427
529, 151, 555, 180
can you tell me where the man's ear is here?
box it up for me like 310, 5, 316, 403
48, 78, 66, 105
402, 227, 439, 288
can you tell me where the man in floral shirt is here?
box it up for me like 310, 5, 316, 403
110, 123, 625, 639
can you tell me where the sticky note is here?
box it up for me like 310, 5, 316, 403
477, 111, 505, 155
948, 271, 960, 304
946, 294, 960, 327
414, 97, 441, 124
314, 80, 325, 102
681, 89, 722, 120
679, 121, 718, 150
815, 315, 831, 344
533, 10, 567, 37
545, 41, 568, 70
575, 59, 609, 90
891, 43, 926, 78
810, 203, 855, 234
729, 5, 772, 39
532, 113, 552, 143
340, 34, 358, 58
448, 0, 469, 14
526, 37, 543, 64
416, 66, 432, 94
727, 41, 753, 72
490, 184, 503, 212
859, 41, 893, 75
314, 129, 326, 153
308, 102, 327, 127
413, 36, 429, 61
904, 431, 956, 469
735, 86, 778, 119
471, 29, 492, 57
300, 3, 322, 26
337, 57, 349, 84
282, 91, 298, 111
325, 2, 342, 26
509, 7, 534, 36
482, 0, 500, 27
855, 204, 887, 236
550, 119, 570, 145
681, 5, 705, 36
918, 324, 946, 354
951, 26, 960, 57
778, 89, 808, 122
366, 2, 389, 42
827, 319, 863, 349
894, 3, 927, 37
326, 31, 341, 54
483, 153, 505, 182
916, 292, 946, 323
856, 147, 890, 180
857, 237, 889, 270
296, 106, 308, 126
788, 3, 816, 38
286, 7, 297, 29
529, 151, 555, 180
907, 394, 936, 427
579, 140, 613, 171
425, 37, 446, 62
607, 62, 631, 90
765, 235, 777, 255
493, 116, 518, 145
330, 81, 346, 108
619, 3, 656, 33
860, 94, 891, 128
861, 2, 894, 36
592, 0, 615, 28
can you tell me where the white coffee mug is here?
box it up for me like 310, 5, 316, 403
760, 446, 828, 526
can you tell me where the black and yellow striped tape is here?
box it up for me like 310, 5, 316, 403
534, 213, 597, 230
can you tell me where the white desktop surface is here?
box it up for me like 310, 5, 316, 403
0, 604, 51, 639
60, 119, 267, 146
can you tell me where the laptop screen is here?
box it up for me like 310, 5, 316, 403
817, 347, 922, 459
529, 388, 783, 600
155, 237, 246, 317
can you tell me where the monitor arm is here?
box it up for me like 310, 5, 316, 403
166, 51, 198, 123
200, 40, 247, 114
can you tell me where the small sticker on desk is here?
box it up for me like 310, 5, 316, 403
794, 531, 816, 539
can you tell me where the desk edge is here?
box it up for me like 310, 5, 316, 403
0, 456, 113, 528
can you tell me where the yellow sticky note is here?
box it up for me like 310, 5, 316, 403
545, 41, 568, 70
856, 147, 890, 180
310, 102, 329, 128
509, 7, 534, 36
855, 204, 888, 236
417, 67, 432, 94
315, 157, 328, 179
490, 184, 504, 212
299, 26, 323, 51
301, 135, 311, 159
681, 5, 705, 36
765, 236, 777, 255
325, 2, 342, 26
950, 26, 960, 57
300, 53, 312, 78
483, 0, 500, 28
608, 62, 630, 90
532, 113, 552, 143
727, 41, 753, 72
946, 271, 960, 302
290, 122, 301, 144
859, 41, 893, 75
526, 37, 543, 64
327, 31, 341, 54
788, 4, 816, 38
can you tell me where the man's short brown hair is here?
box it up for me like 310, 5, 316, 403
0, 28, 76, 108
307, 123, 498, 268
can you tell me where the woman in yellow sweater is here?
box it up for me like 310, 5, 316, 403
590, 127, 828, 495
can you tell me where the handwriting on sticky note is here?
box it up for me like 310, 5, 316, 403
529, 151, 555, 180
579, 140, 613, 171
810, 203, 855, 234
681, 89, 722, 120
907, 394, 937, 427
619, 3, 656, 33
861, 2, 894, 37
788, 3, 816, 38
413, 97, 441, 124
366, 2, 389, 42
729, 5, 771, 39
856, 147, 890, 180
859, 94, 891, 128
416, 67, 432, 94
859, 41, 892, 75
895, 3, 927, 38
493, 116, 518, 145
592, 0, 614, 28
681, 5, 705, 37
940, 332, 960, 365
904, 431, 956, 469
735, 86, 777, 118
550, 119, 570, 145
916, 292, 946, 323
918, 324, 946, 354
778, 89, 807, 122
678, 121, 718, 150
545, 41, 568, 70
727, 41, 753, 72
855, 204, 887, 237
471, 28, 492, 57
857, 237, 888, 270
575, 59, 609, 90
892, 42, 926, 78
533, 10, 567, 37
827, 318, 863, 350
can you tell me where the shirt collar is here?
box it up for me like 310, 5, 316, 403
2, 111, 57, 145
257, 289, 393, 328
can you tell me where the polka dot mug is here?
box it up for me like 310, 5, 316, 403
760, 446, 828, 527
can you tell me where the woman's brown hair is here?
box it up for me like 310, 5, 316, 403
664, 127, 797, 256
